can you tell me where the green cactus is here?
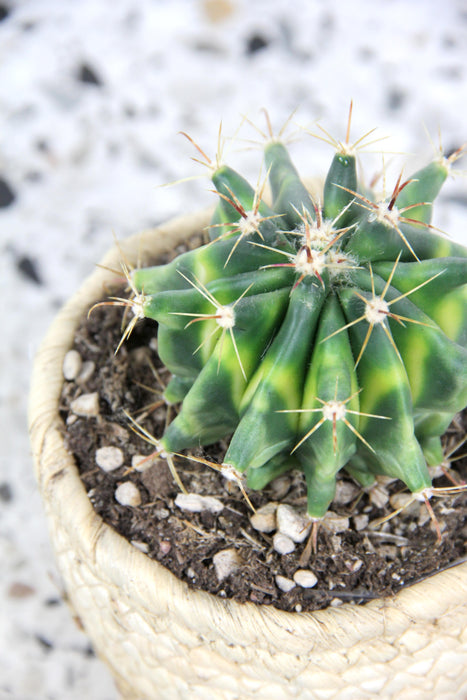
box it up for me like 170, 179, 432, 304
118, 118, 467, 523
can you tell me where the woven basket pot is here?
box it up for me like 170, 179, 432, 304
29, 210, 467, 700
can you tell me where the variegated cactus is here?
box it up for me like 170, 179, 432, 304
116, 115, 467, 523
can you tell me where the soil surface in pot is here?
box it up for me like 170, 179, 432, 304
60, 268, 467, 614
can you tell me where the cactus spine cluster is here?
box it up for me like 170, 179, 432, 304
125, 115, 467, 521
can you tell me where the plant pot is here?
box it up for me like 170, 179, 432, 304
29, 211, 467, 700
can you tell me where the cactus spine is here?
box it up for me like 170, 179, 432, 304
124, 116, 467, 522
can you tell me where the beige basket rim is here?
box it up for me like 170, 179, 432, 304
29, 209, 467, 657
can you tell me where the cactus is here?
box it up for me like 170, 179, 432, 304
109, 114, 467, 525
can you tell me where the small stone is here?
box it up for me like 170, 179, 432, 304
293, 569, 318, 589
174, 492, 224, 514
345, 558, 363, 573
322, 512, 349, 533
77, 360, 95, 383
131, 540, 149, 553
63, 350, 82, 380
132, 454, 157, 472
389, 492, 420, 516
369, 483, 390, 508
276, 504, 311, 543
70, 392, 99, 416
269, 475, 291, 500
96, 446, 124, 472
353, 513, 369, 531
213, 548, 241, 582
275, 575, 296, 593
333, 480, 360, 505
272, 532, 295, 555
159, 541, 171, 556
250, 502, 277, 533
115, 482, 141, 507
330, 598, 343, 607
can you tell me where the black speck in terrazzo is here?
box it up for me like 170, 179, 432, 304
83, 644, 96, 658
0, 482, 13, 502
0, 4, 10, 22
387, 88, 406, 111
0, 177, 16, 208
44, 597, 62, 607
35, 634, 54, 652
246, 33, 269, 54
16, 254, 43, 285
77, 62, 103, 86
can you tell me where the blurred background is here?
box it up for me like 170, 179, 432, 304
1, 0, 466, 697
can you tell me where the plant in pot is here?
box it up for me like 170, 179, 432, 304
29, 111, 467, 700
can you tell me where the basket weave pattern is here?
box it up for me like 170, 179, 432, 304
29, 214, 467, 700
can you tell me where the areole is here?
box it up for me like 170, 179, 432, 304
29, 211, 467, 700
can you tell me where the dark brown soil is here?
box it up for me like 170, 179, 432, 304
60, 282, 467, 614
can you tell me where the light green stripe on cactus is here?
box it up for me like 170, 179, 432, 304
372, 258, 467, 346
161, 287, 290, 451
294, 294, 359, 518
156, 321, 216, 380
143, 266, 295, 329
132, 232, 294, 294
163, 375, 194, 404
353, 267, 467, 420
427, 285, 467, 347
338, 286, 431, 492
225, 279, 326, 472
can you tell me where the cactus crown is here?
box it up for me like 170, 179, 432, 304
111, 112, 467, 525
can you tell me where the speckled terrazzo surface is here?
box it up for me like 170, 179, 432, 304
1, 1, 467, 698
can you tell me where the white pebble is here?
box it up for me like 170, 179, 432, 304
330, 598, 343, 607
213, 548, 241, 582
250, 502, 277, 533
174, 493, 224, 514
353, 514, 369, 531
132, 454, 157, 472
63, 349, 82, 380
70, 392, 99, 417
333, 480, 360, 505
269, 475, 291, 500
96, 446, 124, 472
389, 492, 418, 511
131, 540, 149, 553
293, 569, 318, 588
275, 575, 296, 593
322, 512, 349, 533
115, 481, 141, 507
273, 532, 296, 555
369, 483, 390, 508
276, 504, 311, 543
77, 360, 95, 383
